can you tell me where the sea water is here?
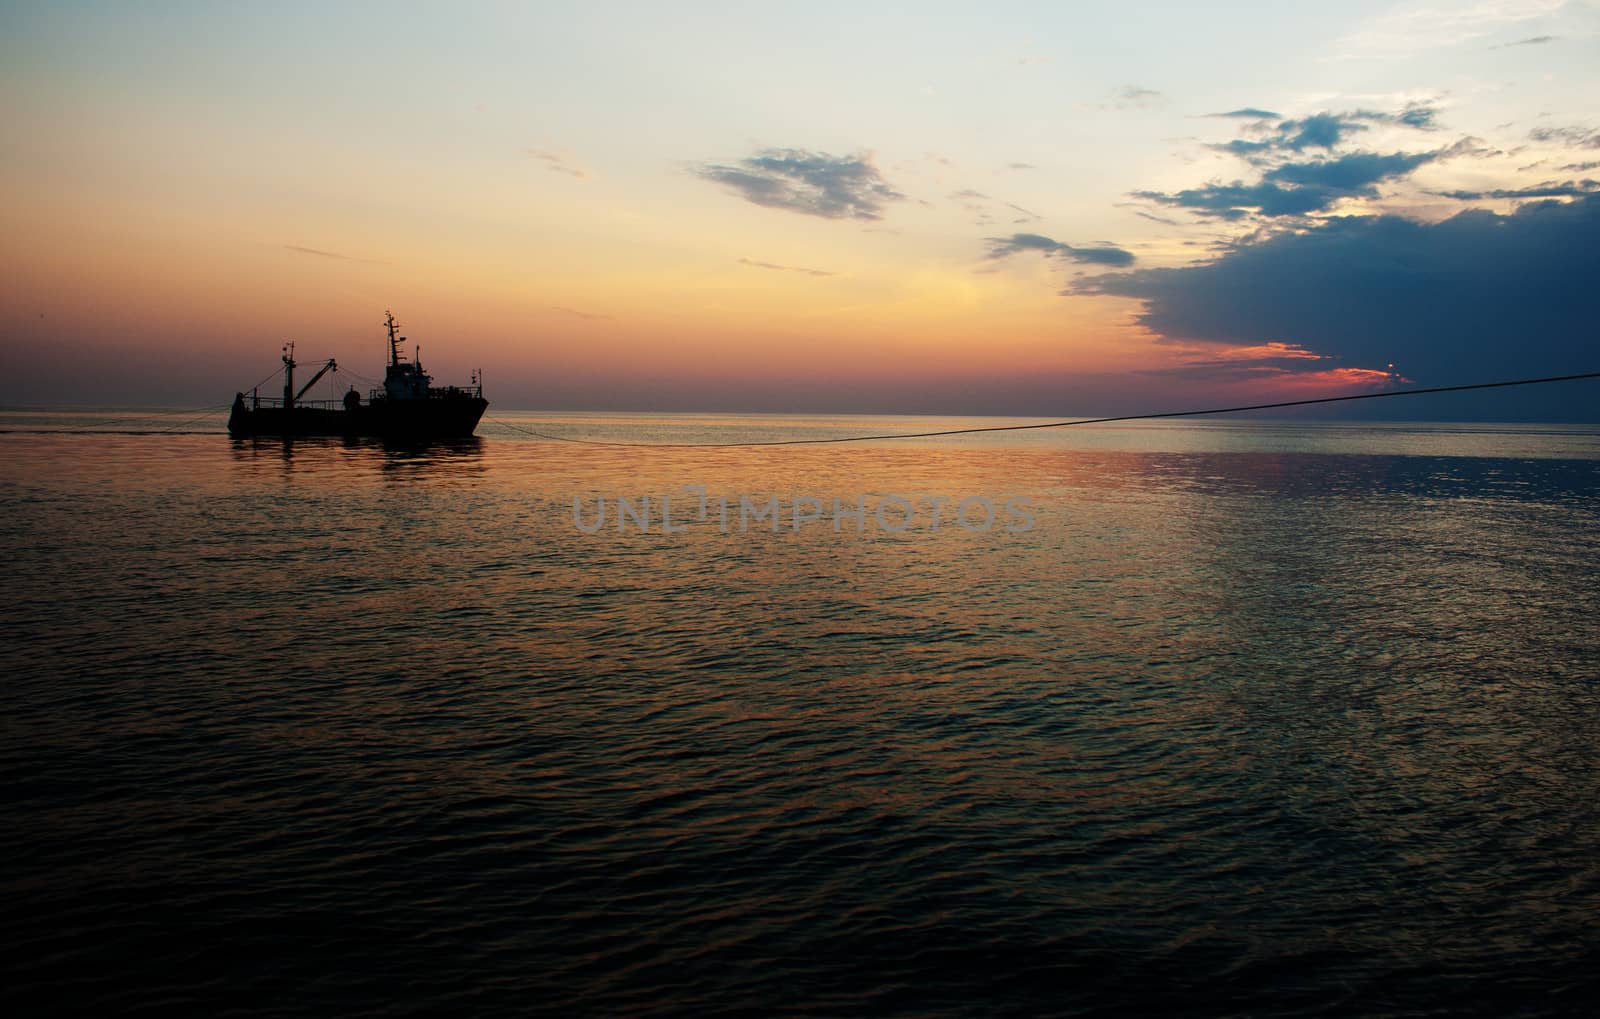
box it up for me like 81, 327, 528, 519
2, 411, 1598, 1015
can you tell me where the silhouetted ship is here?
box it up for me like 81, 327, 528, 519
228, 311, 487, 439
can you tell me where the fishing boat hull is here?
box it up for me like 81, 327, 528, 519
230, 310, 488, 440
227, 396, 488, 439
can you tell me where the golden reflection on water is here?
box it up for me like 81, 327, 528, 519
3, 414, 1600, 1013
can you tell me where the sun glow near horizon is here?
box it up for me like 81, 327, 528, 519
2, 2, 1596, 417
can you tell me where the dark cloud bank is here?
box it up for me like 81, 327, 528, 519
1081, 194, 1600, 418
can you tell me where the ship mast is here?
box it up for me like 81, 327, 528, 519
282, 341, 296, 410
385, 310, 402, 368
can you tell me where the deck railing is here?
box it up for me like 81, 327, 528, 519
243, 386, 483, 410
245, 398, 344, 410
365, 386, 485, 402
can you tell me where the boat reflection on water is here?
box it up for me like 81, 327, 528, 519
370, 436, 487, 479
227, 433, 487, 481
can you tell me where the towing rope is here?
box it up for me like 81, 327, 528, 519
6, 369, 1596, 442
483, 370, 1600, 448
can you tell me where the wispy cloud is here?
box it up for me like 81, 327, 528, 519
1213, 107, 1440, 159
697, 149, 904, 220
1136, 105, 1472, 221
548, 305, 612, 320
1394, 104, 1440, 130
1529, 125, 1600, 148
1265, 150, 1440, 188
950, 188, 992, 224
1208, 108, 1281, 120
1135, 342, 1345, 382
1136, 150, 1442, 220
282, 245, 386, 265
987, 232, 1134, 266
1435, 179, 1599, 200
1491, 33, 1558, 48
738, 257, 837, 277
947, 189, 1041, 226
1270, 112, 1369, 150
1333, 0, 1565, 58
1133, 210, 1180, 226
526, 148, 589, 179
1098, 85, 1165, 111
1004, 202, 1041, 223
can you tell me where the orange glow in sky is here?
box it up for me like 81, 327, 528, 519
3, 4, 1595, 415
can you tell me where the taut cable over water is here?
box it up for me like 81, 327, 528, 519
6, 369, 1597, 439
484, 370, 1600, 448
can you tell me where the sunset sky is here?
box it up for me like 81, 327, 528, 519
2, 2, 1597, 417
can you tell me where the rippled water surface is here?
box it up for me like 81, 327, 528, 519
3, 411, 1599, 1016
